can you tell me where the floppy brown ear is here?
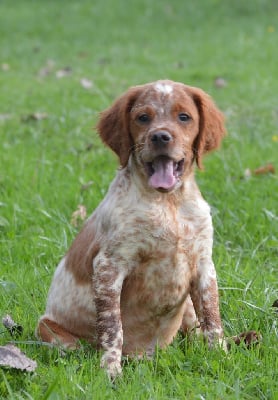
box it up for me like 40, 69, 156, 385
96, 87, 141, 167
186, 86, 226, 168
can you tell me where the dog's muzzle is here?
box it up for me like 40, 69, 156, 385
144, 155, 185, 192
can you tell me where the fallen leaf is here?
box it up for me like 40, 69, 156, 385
242, 164, 275, 179
71, 205, 87, 227
97, 58, 110, 65
78, 51, 89, 58
174, 61, 185, 69
2, 314, 23, 338
272, 135, 278, 142
0, 344, 37, 372
253, 163, 275, 175
80, 78, 93, 89
85, 143, 94, 151
21, 112, 48, 122
228, 330, 262, 350
56, 67, 72, 78
0, 114, 12, 122
38, 59, 55, 77
243, 168, 252, 179
272, 299, 278, 310
81, 181, 94, 191
1, 63, 10, 71
214, 77, 228, 88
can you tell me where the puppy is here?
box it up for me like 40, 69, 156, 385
37, 80, 226, 378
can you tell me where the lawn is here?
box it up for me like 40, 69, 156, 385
0, 0, 277, 398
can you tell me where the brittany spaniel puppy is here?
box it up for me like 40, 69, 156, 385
37, 80, 226, 378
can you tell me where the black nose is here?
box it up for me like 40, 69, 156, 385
151, 131, 173, 145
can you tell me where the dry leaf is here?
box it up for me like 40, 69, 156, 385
71, 205, 87, 227
228, 330, 262, 350
174, 61, 185, 69
80, 78, 93, 89
97, 57, 110, 65
21, 112, 48, 122
1, 63, 10, 71
2, 314, 23, 338
0, 344, 37, 372
81, 181, 94, 191
253, 163, 275, 175
56, 67, 72, 78
78, 51, 89, 58
38, 59, 55, 77
243, 164, 275, 179
214, 77, 227, 88
85, 143, 94, 151
0, 114, 11, 122
272, 299, 278, 310
243, 168, 252, 179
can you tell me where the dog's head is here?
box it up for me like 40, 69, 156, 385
97, 80, 225, 193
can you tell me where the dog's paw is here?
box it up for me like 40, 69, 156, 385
203, 328, 227, 351
100, 353, 122, 380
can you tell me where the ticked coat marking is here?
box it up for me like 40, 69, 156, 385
37, 80, 226, 378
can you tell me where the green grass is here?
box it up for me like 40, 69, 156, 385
1, 0, 278, 398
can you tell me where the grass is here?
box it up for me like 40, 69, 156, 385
0, 0, 277, 398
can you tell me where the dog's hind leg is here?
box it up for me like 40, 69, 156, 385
179, 296, 200, 335
36, 317, 80, 349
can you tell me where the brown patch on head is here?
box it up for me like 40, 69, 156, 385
129, 81, 201, 162
184, 85, 226, 168
96, 86, 144, 167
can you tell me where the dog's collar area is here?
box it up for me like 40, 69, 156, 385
144, 156, 184, 191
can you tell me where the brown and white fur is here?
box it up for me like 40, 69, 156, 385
37, 80, 227, 379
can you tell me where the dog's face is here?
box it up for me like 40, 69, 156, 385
129, 82, 201, 192
97, 80, 225, 193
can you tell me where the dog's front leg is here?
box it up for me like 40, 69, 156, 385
190, 258, 225, 348
93, 254, 127, 379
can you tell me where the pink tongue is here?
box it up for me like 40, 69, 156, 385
149, 158, 176, 190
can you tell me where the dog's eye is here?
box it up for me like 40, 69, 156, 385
178, 113, 191, 122
137, 113, 150, 123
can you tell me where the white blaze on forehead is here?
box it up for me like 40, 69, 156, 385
154, 82, 173, 95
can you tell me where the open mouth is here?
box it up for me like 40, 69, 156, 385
144, 155, 185, 192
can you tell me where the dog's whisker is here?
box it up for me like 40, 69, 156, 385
131, 142, 146, 152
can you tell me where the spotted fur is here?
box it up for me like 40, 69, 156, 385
37, 80, 226, 379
